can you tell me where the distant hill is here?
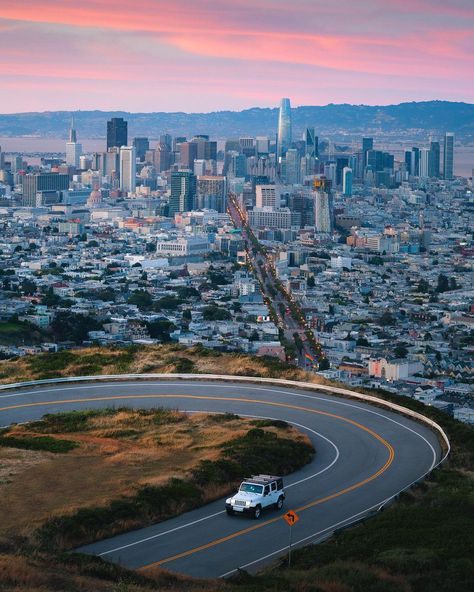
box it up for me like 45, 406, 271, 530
0, 101, 473, 140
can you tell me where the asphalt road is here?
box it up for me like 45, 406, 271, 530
0, 380, 442, 579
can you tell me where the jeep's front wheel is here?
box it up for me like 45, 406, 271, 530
226, 508, 234, 516
253, 505, 262, 519
275, 496, 284, 510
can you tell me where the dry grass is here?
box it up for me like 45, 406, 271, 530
0, 344, 329, 386
0, 410, 308, 539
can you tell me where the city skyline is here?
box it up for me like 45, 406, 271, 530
0, 0, 473, 113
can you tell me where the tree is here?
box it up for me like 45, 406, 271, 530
394, 343, 408, 358
449, 277, 458, 290
128, 290, 153, 310
21, 279, 37, 296
378, 311, 396, 326
182, 309, 192, 321
319, 358, 330, 370
356, 336, 369, 347
42, 287, 61, 307
417, 279, 430, 293
436, 273, 449, 293
50, 312, 102, 344
146, 320, 176, 342
202, 305, 232, 321
307, 276, 315, 288
154, 295, 183, 310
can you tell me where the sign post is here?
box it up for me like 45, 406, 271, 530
283, 510, 300, 567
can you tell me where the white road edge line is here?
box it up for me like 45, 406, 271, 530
98, 412, 340, 556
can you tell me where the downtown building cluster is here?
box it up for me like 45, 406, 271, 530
0, 101, 472, 424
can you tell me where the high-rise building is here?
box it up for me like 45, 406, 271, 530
179, 142, 198, 169
256, 137, 270, 155
284, 149, 300, 185
429, 141, 440, 178
313, 177, 334, 233
196, 175, 227, 212
342, 167, 353, 197
107, 117, 128, 150
21, 172, 69, 207
227, 152, 247, 178
419, 148, 430, 178
239, 137, 255, 158
133, 137, 149, 162
119, 146, 136, 193
160, 134, 173, 150
304, 127, 317, 157
256, 185, 282, 208
156, 143, 172, 172
443, 132, 454, 180
362, 137, 373, 165
65, 116, 82, 168
277, 98, 292, 157
169, 171, 196, 215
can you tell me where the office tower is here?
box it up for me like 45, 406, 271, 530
429, 141, 440, 178
239, 137, 255, 158
194, 159, 206, 176
196, 175, 227, 212
324, 162, 337, 187
336, 157, 349, 186
156, 143, 171, 172
169, 170, 196, 215
119, 146, 136, 193
133, 137, 149, 162
277, 98, 292, 157
284, 149, 300, 184
107, 117, 128, 150
362, 137, 373, 165
179, 141, 198, 169
304, 127, 317, 157
65, 116, 82, 168
190, 136, 217, 161
300, 154, 316, 178
342, 167, 353, 197
104, 147, 120, 181
160, 134, 172, 150
256, 136, 270, 155
313, 178, 334, 233
228, 152, 247, 178
419, 148, 430, 178
443, 132, 454, 180
11, 155, 23, 173
411, 147, 420, 177
256, 185, 282, 208
21, 172, 69, 207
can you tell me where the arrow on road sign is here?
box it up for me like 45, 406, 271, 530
283, 510, 300, 526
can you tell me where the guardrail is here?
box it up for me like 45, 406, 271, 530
1, 372, 451, 553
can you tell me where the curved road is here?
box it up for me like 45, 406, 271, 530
0, 379, 442, 579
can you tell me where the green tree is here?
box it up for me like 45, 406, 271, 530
202, 306, 232, 321
436, 273, 449, 293
21, 279, 37, 296
319, 358, 330, 370
394, 343, 408, 358
378, 311, 396, 326
128, 290, 153, 310
307, 276, 315, 288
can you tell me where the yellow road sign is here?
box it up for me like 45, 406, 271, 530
283, 510, 300, 526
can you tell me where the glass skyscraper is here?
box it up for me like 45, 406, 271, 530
277, 98, 292, 158
443, 132, 454, 180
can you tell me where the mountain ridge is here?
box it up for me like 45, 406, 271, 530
0, 100, 473, 139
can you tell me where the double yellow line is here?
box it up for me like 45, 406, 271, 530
0, 393, 394, 570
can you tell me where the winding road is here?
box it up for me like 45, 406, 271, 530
0, 378, 444, 579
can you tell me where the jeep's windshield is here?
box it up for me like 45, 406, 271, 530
239, 483, 264, 494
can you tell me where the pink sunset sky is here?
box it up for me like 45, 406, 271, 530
0, 0, 473, 113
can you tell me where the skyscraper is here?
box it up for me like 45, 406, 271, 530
133, 137, 149, 161
304, 127, 318, 157
196, 176, 227, 212
342, 167, 353, 197
429, 141, 440, 178
107, 117, 128, 150
362, 137, 373, 166
65, 116, 82, 168
419, 148, 430, 178
284, 148, 300, 184
313, 178, 334, 233
443, 132, 454, 180
169, 171, 196, 215
277, 98, 292, 158
119, 146, 136, 193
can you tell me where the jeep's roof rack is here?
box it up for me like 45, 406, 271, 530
243, 474, 282, 484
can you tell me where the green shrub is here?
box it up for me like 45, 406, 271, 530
0, 435, 78, 453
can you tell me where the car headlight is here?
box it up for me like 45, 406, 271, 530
245, 500, 251, 506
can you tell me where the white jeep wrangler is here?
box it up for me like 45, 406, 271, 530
225, 474, 285, 519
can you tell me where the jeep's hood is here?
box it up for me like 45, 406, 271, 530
232, 491, 259, 502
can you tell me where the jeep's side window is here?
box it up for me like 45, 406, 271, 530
271, 482, 277, 492
264, 485, 270, 495
277, 479, 283, 490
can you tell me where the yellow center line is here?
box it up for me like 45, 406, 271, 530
0, 393, 394, 570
